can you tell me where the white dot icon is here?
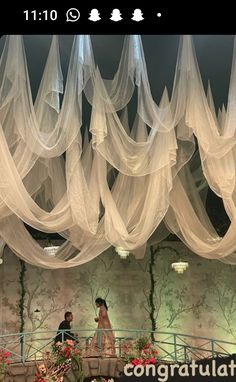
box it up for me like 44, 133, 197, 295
157, 12, 162, 17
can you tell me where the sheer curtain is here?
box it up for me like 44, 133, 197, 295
1, 35, 236, 268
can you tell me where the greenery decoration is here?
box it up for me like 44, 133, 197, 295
19, 259, 26, 333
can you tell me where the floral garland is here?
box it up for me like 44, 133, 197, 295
121, 336, 158, 366
34, 340, 83, 382
0, 350, 10, 381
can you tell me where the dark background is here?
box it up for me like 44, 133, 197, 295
1, 4, 236, 34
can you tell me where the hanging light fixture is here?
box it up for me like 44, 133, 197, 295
171, 260, 189, 274
44, 245, 60, 257
0, 258, 3, 265
115, 246, 129, 259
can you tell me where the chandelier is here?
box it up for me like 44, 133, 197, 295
44, 246, 60, 257
115, 246, 129, 259
171, 260, 189, 274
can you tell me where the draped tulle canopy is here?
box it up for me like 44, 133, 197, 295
0, 35, 235, 268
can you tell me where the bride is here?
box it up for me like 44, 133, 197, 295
87, 297, 116, 357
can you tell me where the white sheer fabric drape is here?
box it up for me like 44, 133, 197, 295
0, 34, 236, 268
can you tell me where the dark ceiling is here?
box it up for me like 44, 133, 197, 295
0, 35, 233, 240
0, 35, 234, 108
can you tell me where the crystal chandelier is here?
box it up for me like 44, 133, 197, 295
44, 246, 59, 257
171, 260, 189, 274
115, 246, 129, 259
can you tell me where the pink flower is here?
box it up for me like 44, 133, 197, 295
131, 358, 142, 365
66, 340, 74, 347
3, 351, 10, 358
149, 357, 156, 364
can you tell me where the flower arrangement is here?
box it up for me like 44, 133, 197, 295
121, 336, 158, 366
52, 339, 81, 366
0, 350, 10, 380
34, 340, 83, 382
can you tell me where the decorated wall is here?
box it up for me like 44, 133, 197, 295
0, 242, 236, 344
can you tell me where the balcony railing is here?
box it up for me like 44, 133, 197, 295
0, 329, 236, 363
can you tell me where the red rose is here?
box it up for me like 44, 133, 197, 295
66, 340, 74, 347
132, 359, 142, 365
149, 357, 156, 364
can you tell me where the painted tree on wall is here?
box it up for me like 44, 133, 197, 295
142, 245, 208, 333
1, 297, 19, 333
1, 259, 20, 333
204, 262, 236, 340
164, 285, 207, 329
82, 253, 115, 317
24, 266, 72, 332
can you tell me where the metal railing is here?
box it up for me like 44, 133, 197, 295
0, 329, 236, 364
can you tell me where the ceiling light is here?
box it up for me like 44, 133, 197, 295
44, 246, 59, 257
171, 260, 189, 274
115, 246, 129, 259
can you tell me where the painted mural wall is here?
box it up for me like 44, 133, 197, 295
0, 241, 236, 345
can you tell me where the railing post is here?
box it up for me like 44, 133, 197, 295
184, 345, 187, 363
151, 330, 155, 343
118, 338, 121, 358
173, 334, 177, 362
62, 330, 64, 343
211, 340, 215, 358
20, 333, 26, 363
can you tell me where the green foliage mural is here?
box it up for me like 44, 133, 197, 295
0, 242, 236, 344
